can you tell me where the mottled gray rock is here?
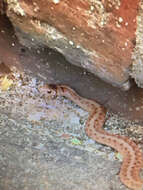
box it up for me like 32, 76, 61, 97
0, 73, 135, 190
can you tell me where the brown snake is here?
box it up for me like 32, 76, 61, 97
39, 84, 143, 190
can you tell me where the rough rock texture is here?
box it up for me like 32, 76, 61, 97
0, 71, 139, 190
131, 1, 143, 88
1, 15, 143, 122
6, 0, 140, 88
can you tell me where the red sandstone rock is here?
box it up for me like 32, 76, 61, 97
6, 0, 140, 88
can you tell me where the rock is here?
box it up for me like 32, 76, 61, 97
5, 0, 140, 88
0, 0, 5, 14
1, 14, 143, 122
0, 73, 129, 190
131, 1, 143, 88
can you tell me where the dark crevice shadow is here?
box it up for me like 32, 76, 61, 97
1, 14, 143, 122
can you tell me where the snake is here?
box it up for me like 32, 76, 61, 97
38, 84, 143, 190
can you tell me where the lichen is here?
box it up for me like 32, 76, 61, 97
6, 0, 25, 16
88, 0, 110, 28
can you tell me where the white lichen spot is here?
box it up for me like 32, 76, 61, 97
33, 2, 40, 12
115, 6, 119, 10
53, 0, 60, 4
116, 21, 121, 28
52, 35, 57, 40
76, 45, 80, 48
90, 5, 95, 11
125, 22, 128, 26
87, 18, 97, 29
1, 30, 5, 33
69, 40, 74, 46
136, 107, 140, 111
125, 42, 128, 47
118, 17, 123, 23
37, 50, 41, 54
100, 21, 104, 26
133, 19, 136, 23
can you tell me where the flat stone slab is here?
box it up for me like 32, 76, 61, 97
0, 73, 139, 190
0, 135, 122, 190
0, 115, 125, 190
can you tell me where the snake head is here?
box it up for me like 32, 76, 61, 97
38, 84, 57, 99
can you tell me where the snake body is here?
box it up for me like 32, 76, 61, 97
39, 84, 143, 190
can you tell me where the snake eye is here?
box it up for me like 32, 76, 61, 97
47, 90, 52, 94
